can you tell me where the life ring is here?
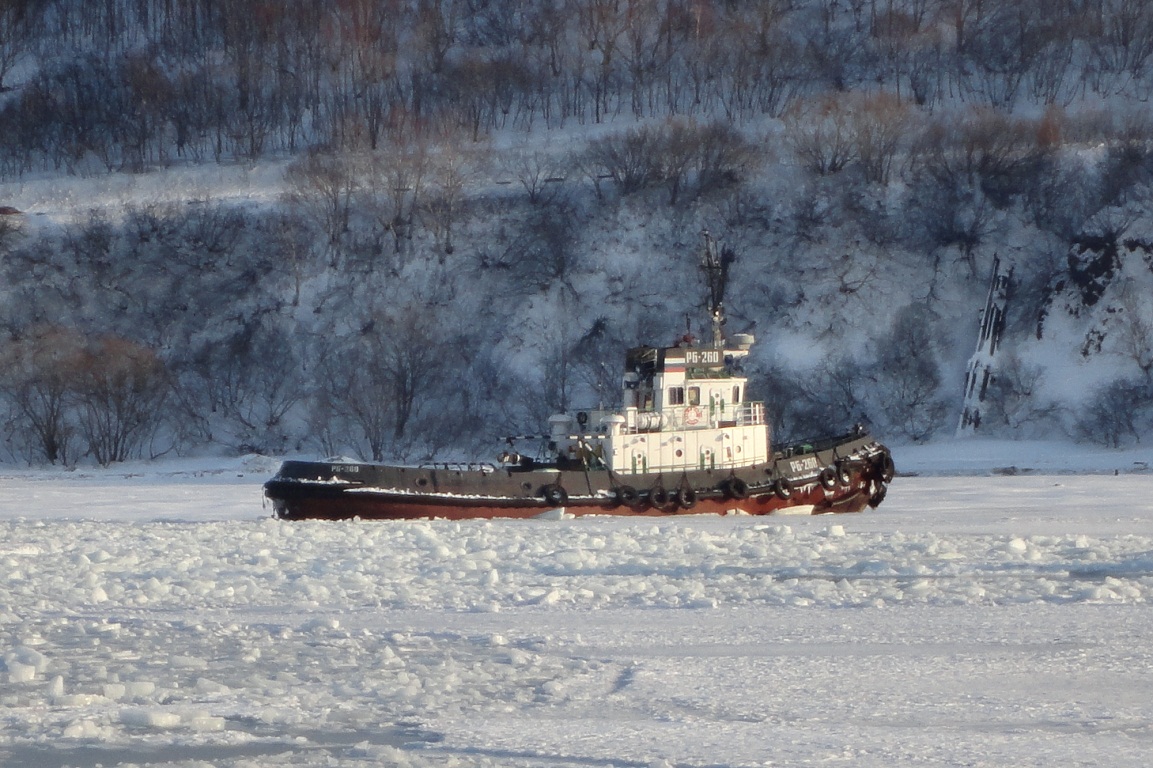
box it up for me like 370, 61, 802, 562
819, 467, 838, 490
684, 406, 703, 425
835, 461, 853, 486
616, 484, 641, 509
725, 476, 749, 500
676, 483, 698, 510
541, 483, 568, 507
649, 484, 673, 510
773, 477, 794, 500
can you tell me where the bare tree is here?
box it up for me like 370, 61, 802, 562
868, 303, 950, 442
181, 322, 305, 454
314, 307, 451, 461
1110, 277, 1153, 380
284, 149, 360, 265
915, 108, 1045, 204
270, 211, 314, 307
1093, 0, 1153, 89
413, 0, 460, 75
503, 146, 567, 205
0, 326, 86, 465
1074, 377, 1150, 447
849, 92, 912, 184
576, 0, 629, 122
784, 95, 858, 176
337, 0, 403, 149
585, 124, 666, 195
0, 1, 38, 92
74, 336, 171, 466
377, 309, 449, 441
694, 121, 762, 197
364, 134, 430, 256
422, 135, 481, 260
981, 350, 1058, 434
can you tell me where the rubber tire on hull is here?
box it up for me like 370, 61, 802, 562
649, 484, 674, 510
724, 477, 749, 500
819, 467, 838, 491
616, 485, 641, 509
877, 453, 895, 483
542, 484, 568, 507
774, 477, 794, 500
676, 483, 698, 510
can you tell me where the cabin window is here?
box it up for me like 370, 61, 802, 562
687, 386, 701, 406
733, 385, 741, 404
668, 387, 685, 405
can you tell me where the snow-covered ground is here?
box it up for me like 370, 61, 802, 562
2, 441, 1152, 767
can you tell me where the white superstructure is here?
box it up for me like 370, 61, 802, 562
548, 334, 770, 475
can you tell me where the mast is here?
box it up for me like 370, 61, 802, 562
700, 229, 731, 348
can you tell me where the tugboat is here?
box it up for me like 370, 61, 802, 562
264, 237, 894, 521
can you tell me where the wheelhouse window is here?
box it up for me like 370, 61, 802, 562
687, 386, 701, 406
733, 385, 741, 404
668, 387, 685, 405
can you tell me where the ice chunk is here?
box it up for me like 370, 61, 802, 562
170, 654, 208, 670
63, 720, 103, 739
195, 677, 231, 694
185, 712, 226, 731
7, 661, 36, 683
121, 707, 183, 729
125, 681, 156, 697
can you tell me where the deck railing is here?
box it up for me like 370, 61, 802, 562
565, 401, 767, 435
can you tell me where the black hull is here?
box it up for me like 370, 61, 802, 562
264, 433, 894, 521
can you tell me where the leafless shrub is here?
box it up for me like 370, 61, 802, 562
74, 335, 170, 466
849, 92, 911, 185
1073, 378, 1152, 447
585, 120, 759, 204
912, 108, 1047, 207
503, 147, 567, 206
585, 124, 666, 195
1109, 277, 1153, 379
0, 326, 86, 464
422, 138, 481, 260
363, 135, 431, 257
868, 303, 950, 442
981, 351, 1060, 435
784, 95, 857, 176
283, 149, 360, 263
313, 308, 452, 461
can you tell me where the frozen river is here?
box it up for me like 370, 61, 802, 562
2, 444, 1152, 767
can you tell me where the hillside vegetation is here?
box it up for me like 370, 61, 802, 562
3, 0, 1153, 465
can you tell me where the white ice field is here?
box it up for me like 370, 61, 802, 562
2, 440, 1152, 767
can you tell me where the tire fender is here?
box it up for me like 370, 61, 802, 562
542, 484, 568, 507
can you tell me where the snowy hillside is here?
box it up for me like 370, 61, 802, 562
4, 1, 1153, 466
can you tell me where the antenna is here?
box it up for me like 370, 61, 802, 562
700, 229, 728, 348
